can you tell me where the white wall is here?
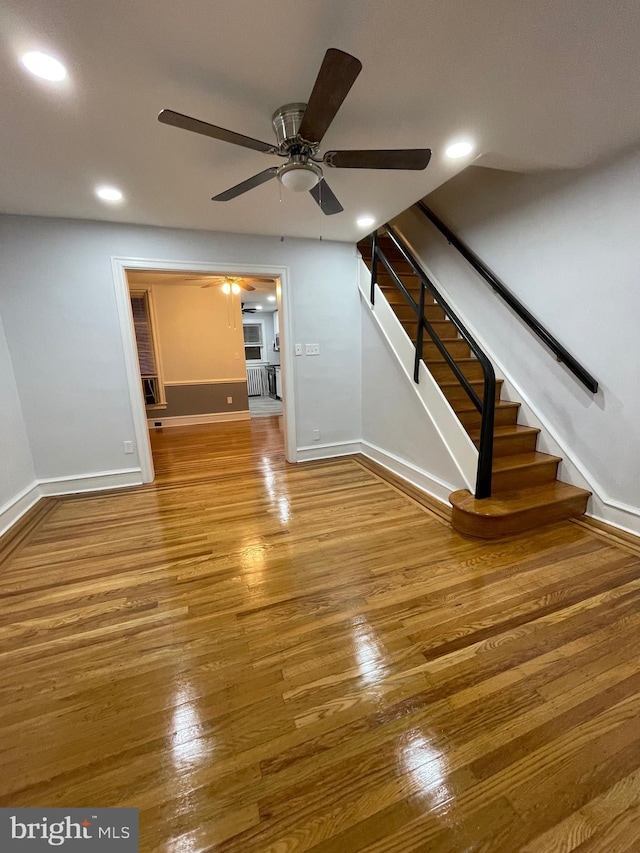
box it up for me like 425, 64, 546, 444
151, 283, 245, 382
0, 216, 361, 481
394, 149, 640, 532
0, 309, 36, 525
361, 301, 465, 501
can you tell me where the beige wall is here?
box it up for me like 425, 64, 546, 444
152, 284, 245, 383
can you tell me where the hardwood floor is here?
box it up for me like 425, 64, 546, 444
2, 418, 640, 851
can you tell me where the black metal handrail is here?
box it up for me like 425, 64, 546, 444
367, 225, 496, 499
415, 200, 598, 394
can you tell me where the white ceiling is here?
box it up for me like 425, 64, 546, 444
3, 0, 640, 242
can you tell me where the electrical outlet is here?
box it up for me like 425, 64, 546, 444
227, 396, 233, 404
123, 440, 134, 454
312, 429, 321, 441
294, 343, 303, 356
305, 343, 320, 356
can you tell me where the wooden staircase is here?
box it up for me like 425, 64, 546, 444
359, 235, 591, 538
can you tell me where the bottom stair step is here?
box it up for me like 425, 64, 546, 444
450, 481, 591, 539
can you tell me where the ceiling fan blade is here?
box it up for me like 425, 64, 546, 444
309, 179, 344, 215
298, 49, 362, 144
238, 281, 256, 291
212, 167, 279, 201
245, 276, 277, 283
158, 109, 275, 154
324, 149, 432, 170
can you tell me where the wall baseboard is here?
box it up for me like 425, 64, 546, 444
296, 441, 361, 462
0, 481, 41, 539
147, 411, 251, 428
38, 468, 143, 496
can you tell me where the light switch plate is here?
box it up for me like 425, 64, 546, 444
305, 343, 320, 356
294, 343, 303, 356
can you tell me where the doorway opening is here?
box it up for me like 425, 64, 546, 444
241, 280, 284, 419
111, 256, 295, 483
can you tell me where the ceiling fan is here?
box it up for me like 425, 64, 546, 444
158, 48, 431, 215
194, 275, 276, 292
241, 303, 261, 314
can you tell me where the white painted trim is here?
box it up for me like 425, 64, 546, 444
295, 440, 361, 462
111, 256, 295, 480
38, 468, 143, 496
394, 230, 640, 532
360, 440, 455, 506
0, 481, 41, 538
111, 258, 156, 484
358, 260, 476, 492
148, 411, 251, 428
163, 378, 247, 386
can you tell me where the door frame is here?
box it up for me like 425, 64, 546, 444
111, 255, 295, 483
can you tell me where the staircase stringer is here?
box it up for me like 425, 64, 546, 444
358, 258, 477, 494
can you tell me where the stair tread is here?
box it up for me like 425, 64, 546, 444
450, 481, 591, 517
453, 400, 520, 414
439, 377, 502, 387
469, 423, 540, 440
425, 355, 478, 363
491, 451, 562, 472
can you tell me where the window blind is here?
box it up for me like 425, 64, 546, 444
243, 324, 262, 345
130, 294, 157, 377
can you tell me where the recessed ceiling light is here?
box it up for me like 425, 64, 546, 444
255, 305, 263, 311
95, 185, 123, 203
267, 296, 276, 302
21, 51, 67, 82
445, 140, 474, 159
356, 216, 375, 228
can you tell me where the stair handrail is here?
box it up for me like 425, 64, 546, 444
368, 225, 496, 499
415, 200, 598, 394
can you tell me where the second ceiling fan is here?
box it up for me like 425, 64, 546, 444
158, 48, 431, 215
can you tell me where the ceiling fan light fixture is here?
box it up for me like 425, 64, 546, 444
277, 160, 322, 193
231, 283, 241, 295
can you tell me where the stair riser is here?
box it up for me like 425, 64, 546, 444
393, 305, 446, 322
486, 432, 539, 456
373, 260, 419, 276
427, 361, 485, 383
382, 292, 435, 310
378, 278, 426, 295
403, 321, 459, 340
491, 460, 560, 493
451, 493, 589, 538
442, 382, 503, 405
457, 406, 520, 431
422, 341, 471, 359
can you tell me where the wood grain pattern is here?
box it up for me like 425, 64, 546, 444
1, 417, 639, 851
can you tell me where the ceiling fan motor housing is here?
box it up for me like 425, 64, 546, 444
271, 103, 309, 149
